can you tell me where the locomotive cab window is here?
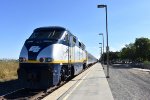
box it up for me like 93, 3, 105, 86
64, 34, 69, 42
29, 29, 64, 40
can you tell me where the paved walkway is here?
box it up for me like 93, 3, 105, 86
43, 63, 114, 100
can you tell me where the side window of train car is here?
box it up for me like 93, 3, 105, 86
79, 42, 81, 48
73, 37, 76, 44
83, 45, 85, 50
81, 44, 85, 50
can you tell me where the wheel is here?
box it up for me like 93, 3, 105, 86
71, 66, 74, 78
60, 67, 66, 81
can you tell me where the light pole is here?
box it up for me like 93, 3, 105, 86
99, 46, 102, 61
97, 4, 110, 78
99, 33, 104, 66
99, 43, 102, 61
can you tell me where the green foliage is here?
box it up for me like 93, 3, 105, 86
109, 51, 120, 61
143, 61, 150, 69
119, 37, 150, 62
143, 61, 150, 65
106, 37, 150, 63
134, 37, 150, 61
100, 51, 120, 62
120, 43, 136, 61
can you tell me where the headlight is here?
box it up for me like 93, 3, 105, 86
39, 57, 45, 62
45, 57, 54, 62
19, 57, 26, 62
39, 57, 53, 62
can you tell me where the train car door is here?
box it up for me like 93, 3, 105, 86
72, 36, 76, 63
69, 35, 76, 74
67, 33, 75, 76
67, 34, 71, 66
68, 35, 75, 64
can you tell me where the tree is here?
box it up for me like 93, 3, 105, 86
120, 43, 136, 61
101, 37, 150, 63
134, 37, 150, 61
100, 51, 120, 63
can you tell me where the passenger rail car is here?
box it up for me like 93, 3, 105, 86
17, 26, 97, 89
87, 52, 98, 66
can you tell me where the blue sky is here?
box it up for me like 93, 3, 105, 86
0, 0, 150, 59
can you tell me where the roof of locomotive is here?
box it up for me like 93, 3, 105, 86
33, 26, 85, 48
33, 26, 66, 32
33, 26, 75, 37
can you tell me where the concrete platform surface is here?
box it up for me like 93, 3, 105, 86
42, 63, 114, 100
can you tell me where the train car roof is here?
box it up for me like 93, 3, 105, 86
87, 52, 97, 59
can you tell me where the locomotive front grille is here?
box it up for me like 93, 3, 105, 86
18, 63, 54, 88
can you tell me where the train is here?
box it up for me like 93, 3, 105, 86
17, 26, 97, 89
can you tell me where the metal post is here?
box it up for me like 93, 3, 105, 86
99, 43, 102, 61
99, 33, 104, 66
100, 47, 102, 60
99, 43, 102, 62
97, 4, 110, 78
102, 35, 104, 66
105, 6, 110, 78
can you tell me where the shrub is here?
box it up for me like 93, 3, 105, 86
143, 61, 150, 69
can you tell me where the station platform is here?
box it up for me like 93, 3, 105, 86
42, 63, 114, 100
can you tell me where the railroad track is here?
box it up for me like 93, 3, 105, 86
0, 64, 96, 100
0, 81, 67, 100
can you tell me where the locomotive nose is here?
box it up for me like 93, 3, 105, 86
27, 72, 39, 81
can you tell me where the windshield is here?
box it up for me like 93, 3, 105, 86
29, 29, 64, 40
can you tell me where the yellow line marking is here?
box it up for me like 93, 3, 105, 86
62, 66, 94, 100
21, 59, 87, 64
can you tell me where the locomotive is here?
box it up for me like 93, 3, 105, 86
17, 26, 97, 89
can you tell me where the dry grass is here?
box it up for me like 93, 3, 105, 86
0, 60, 19, 82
